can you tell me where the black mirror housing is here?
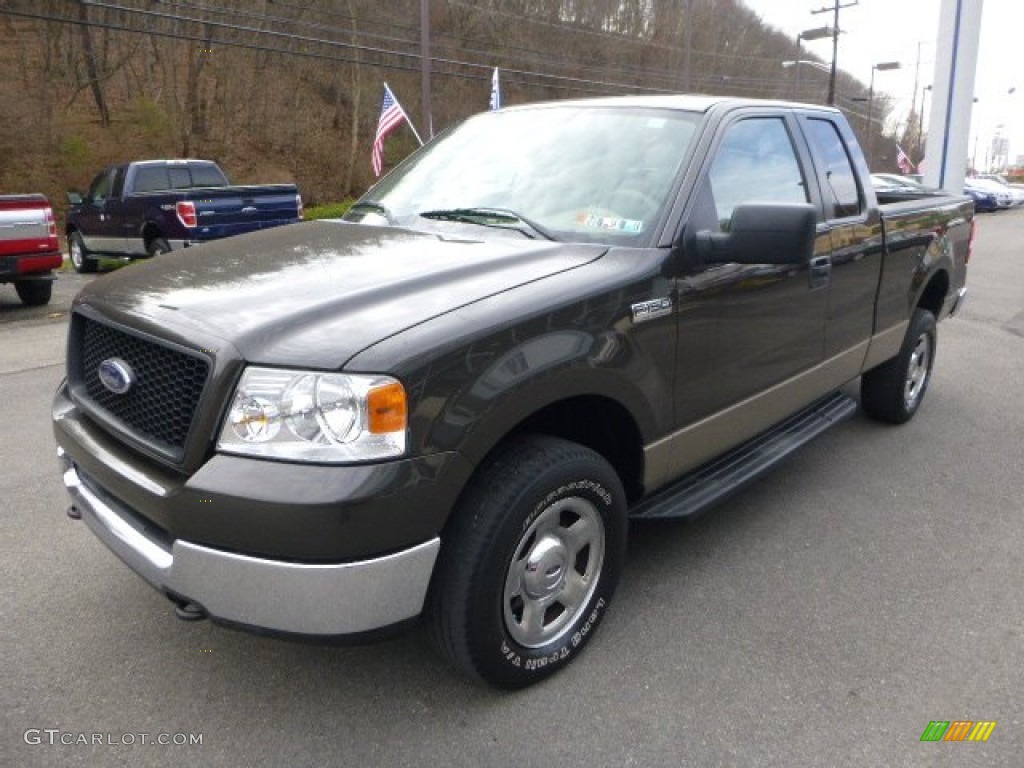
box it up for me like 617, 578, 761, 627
698, 203, 817, 266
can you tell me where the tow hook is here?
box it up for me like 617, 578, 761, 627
66, 505, 81, 520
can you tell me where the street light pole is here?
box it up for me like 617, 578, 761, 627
792, 26, 833, 100
865, 61, 900, 167
917, 84, 932, 163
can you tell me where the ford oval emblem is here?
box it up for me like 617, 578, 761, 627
98, 358, 135, 395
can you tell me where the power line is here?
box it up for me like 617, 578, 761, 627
0, 3, 847, 110
0, 7, 646, 99
445, 0, 801, 65
6, 3, 801, 100
142, 0, 789, 97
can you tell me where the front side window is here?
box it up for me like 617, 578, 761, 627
804, 118, 862, 218
348, 105, 702, 245
89, 169, 115, 201
707, 117, 808, 229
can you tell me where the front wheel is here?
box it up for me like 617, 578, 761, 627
861, 308, 937, 424
68, 231, 97, 274
428, 435, 627, 689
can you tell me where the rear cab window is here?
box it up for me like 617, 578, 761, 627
134, 165, 171, 193
188, 163, 229, 188
802, 118, 863, 220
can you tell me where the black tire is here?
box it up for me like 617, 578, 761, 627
68, 230, 97, 274
14, 280, 53, 306
427, 435, 627, 689
861, 308, 937, 424
147, 238, 171, 257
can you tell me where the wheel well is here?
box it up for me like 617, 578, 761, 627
507, 395, 645, 502
917, 271, 948, 318
141, 223, 164, 248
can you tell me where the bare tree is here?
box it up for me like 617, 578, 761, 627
76, 0, 110, 126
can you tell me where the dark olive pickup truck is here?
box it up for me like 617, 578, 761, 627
53, 96, 972, 689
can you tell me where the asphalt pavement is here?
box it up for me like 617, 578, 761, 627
2, 210, 1022, 767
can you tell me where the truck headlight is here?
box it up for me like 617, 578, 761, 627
217, 367, 407, 462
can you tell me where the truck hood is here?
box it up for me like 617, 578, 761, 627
75, 220, 608, 367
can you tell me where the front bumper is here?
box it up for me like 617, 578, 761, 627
59, 447, 440, 635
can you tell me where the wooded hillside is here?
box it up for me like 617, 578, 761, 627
1, 0, 896, 213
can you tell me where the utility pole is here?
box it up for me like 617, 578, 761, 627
420, 0, 433, 138
683, 0, 694, 91
812, 0, 858, 105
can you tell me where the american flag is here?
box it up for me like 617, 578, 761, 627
896, 144, 914, 174
372, 83, 409, 177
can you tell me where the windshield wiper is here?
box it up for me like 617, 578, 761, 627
346, 200, 398, 225
418, 207, 557, 241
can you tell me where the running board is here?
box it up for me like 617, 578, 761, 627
630, 392, 857, 520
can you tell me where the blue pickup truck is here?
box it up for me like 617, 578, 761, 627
65, 159, 302, 273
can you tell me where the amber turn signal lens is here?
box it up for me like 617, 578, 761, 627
367, 382, 407, 434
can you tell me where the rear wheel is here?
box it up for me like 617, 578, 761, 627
15, 280, 53, 306
861, 308, 937, 424
147, 238, 171, 257
69, 231, 97, 274
428, 435, 627, 689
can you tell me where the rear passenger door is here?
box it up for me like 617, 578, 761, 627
797, 114, 884, 360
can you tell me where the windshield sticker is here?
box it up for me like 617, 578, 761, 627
576, 213, 644, 233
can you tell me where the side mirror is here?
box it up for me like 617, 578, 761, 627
67, 191, 84, 206
697, 203, 817, 266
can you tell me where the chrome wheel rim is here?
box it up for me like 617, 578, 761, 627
503, 496, 605, 648
70, 238, 83, 269
904, 333, 931, 410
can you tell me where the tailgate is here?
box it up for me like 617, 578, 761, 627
189, 185, 300, 237
0, 195, 60, 261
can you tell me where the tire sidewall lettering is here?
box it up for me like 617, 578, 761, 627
521, 478, 613, 535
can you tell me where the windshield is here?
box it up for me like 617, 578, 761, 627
347, 105, 701, 245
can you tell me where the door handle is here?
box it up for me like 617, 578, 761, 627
809, 255, 831, 289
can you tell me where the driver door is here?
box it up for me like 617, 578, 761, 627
672, 113, 831, 457
77, 168, 118, 253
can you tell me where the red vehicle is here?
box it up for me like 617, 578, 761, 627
0, 194, 63, 305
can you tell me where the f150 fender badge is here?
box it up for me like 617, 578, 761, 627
98, 358, 135, 395
631, 297, 673, 324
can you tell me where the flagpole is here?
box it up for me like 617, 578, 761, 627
404, 116, 425, 147
383, 81, 425, 147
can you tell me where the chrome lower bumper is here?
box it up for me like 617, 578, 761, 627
58, 449, 439, 635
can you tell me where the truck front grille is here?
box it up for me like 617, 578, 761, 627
72, 315, 210, 462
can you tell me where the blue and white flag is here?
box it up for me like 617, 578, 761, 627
489, 67, 501, 110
